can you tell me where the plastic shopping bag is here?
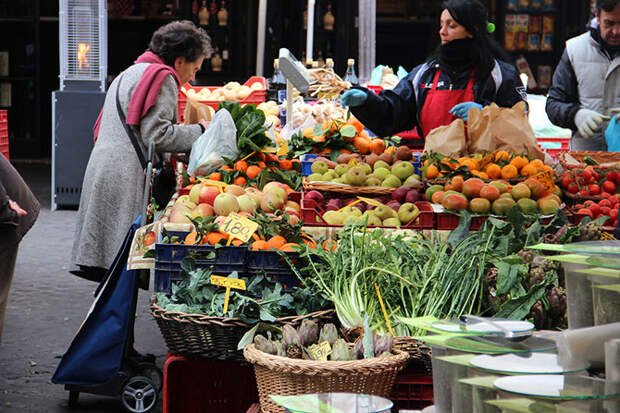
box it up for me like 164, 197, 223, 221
187, 109, 239, 177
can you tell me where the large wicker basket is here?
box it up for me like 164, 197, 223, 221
243, 344, 409, 413
393, 336, 433, 375
151, 300, 335, 361
303, 179, 396, 195
559, 151, 620, 170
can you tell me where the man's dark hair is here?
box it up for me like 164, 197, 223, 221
597, 0, 620, 13
148, 20, 212, 67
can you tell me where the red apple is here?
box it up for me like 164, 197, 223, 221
199, 186, 220, 206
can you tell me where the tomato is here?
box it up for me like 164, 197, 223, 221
601, 192, 612, 198
575, 203, 584, 209
603, 180, 616, 193
600, 206, 612, 217
567, 183, 579, 194
599, 199, 612, 208
610, 209, 619, 220
589, 204, 601, 217
579, 189, 591, 197
606, 171, 616, 182
561, 175, 573, 188
577, 208, 593, 218
589, 184, 601, 195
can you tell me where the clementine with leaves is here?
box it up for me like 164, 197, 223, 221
246, 165, 262, 179
501, 164, 518, 179
485, 163, 502, 179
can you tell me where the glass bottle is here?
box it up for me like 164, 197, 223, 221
323, 2, 335, 31
198, 0, 209, 26
217, 0, 228, 26
303, 5, 308, 30
325, 58, 335, 73
269, 59, 287, 104
211, 47, 223, 72
343, 58, 360, 87
209, 0, 218, 19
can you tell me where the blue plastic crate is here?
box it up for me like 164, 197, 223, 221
246, 250, 303, 291
300, 154, 317, 176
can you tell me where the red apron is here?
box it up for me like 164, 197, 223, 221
419, 68, 476, 137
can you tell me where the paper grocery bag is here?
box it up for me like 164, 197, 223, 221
423, 118, 467, 158
184, 96, 213, 126
468, 102, 545, 160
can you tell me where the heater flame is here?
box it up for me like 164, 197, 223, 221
78, 43, 90, 70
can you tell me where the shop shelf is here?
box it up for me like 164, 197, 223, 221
391, 363, 434, 411
163, 353, 258, 413
177, 76, 267, 123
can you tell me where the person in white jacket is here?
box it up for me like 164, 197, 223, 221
546, 0, 620, 151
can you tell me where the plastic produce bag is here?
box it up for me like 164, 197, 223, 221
279, 110, 316, 142
187, 109, 239, 177
397, 66, 408, 80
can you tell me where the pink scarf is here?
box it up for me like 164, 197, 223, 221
93, 51, 181, 141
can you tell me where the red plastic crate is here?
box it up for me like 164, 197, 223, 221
536, 137, 569, 160
178, 76, 267, 123
301, 192, 435, 229
0, 110, 7, 160
391, 363, 434, 411
163, 353, 259, 413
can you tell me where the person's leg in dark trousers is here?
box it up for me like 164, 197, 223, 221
0, 244, 18, 344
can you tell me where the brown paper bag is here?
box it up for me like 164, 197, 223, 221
423, 118, 467, 158
183, 96, 213, 126
468, 102, 545, 160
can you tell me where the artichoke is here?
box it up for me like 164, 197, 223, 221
319, 323, 339, 346
352, 339, 364, 360
485, 268, 498, 289
517, 249, 534, 264
529, 300, 547, 330
274, 340, 286, 357
254, 334, 277, 355
547, 286, 567, 319
298, 319, 319, 347
331, 339, 352, 361
542, 233, 558, 244
578, 222, 602, 242
286, 344, 303, 359
528, 267, 546, 288
487, 288, 508, 313
373, 333, 393, 357
282, 324, 301, 351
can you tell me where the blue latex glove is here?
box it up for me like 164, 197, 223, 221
605, 115, 620, 152
449, 102, 483, 122
341, 89, 368, 107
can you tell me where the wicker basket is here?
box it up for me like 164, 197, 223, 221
559, 151, 620, 170
244, 344, 409, 413
151, 300, 336, 361
393, 336, 433, 374
303, 179, 396, 195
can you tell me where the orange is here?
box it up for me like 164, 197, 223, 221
206, 232, 227, 246
322, 121, 338, 134
495, 151, 510, 162
528, 159, 544, 170
485, 163, 501, 179
280, 242, 299, 252
501, 164, 518, 179
509, 156, 528, 170
266, 235, 287, 250
353, 137, 371, 154
233, 176, 247, 186
543, 165, 554, 174
312, 134, 326, 143
257, 161, 267, 169
520, 164, 537, 177
221, 165, 233, 172
385, 146, 397, 156
322, 240, 338, 252
251, 240, 268, 250
426, 164, 439, 179
370, 138, 386, 155
279, 159, 293, 170
232, 239, 244, 247
184, 231, 199, 245
301, 236, 317, 249
472, 171, 489, 180
246, 165, 262, 179
234, 160, 248, 173
209, 172, 221, 181
346, 116, 365, 134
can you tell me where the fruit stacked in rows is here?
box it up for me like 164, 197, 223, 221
426, 176, 562, 216
559, 166, 620, 198
307, 145, 420, 189
423, 151, 553, 181
574, 198, 619, 228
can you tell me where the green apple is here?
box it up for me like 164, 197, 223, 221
365, 177, 382, 187
323, 170, 338, 181
373, 160, 391, 172
373, 168, 391, 180
392, 162, 415, 180
334, 164, 349, 176
307, 173, 325, 182
341, 206, 362, 218
311, 160, 329, 175
383, 217, 401, 227
323, 210, 344, 225
346, 166, 367, 186
357, 162, 372, 175
398, 202, 419, 224
373, 205, 392, 220
381, 174, 402, 188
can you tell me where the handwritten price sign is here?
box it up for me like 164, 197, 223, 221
211, 275, 247, 314
306, 341, 332, 361
219, 212, 259, 243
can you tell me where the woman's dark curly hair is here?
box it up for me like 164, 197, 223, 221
148, 20, 213, 66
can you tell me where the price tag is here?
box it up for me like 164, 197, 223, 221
199, 178, 227, 188
347, 158, 358, 168
276, 141, 289, 157
211, 275, 247, 314
219, 212, 259, 243
338, 199, 362, 212
306, 341, 332, 361
261, 147, 278, 154
532, 170, 555, 193
357, 196, 385, 208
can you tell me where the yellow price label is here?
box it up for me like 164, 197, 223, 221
357, 196, 385, 208
338, 199, 362, 212
347, 158, 358, 168
211, 275, 247, 314
276, 141, 289, 157
199, 178, 227, 188
532, 169, 555, 193
219, 212, 259, 243
306, 341, 332, 361
261, 147, 278, 153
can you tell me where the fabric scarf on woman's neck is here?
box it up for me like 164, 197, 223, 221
437, 38, 480, 78
93, 51, 181, 141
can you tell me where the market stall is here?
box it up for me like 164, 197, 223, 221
119, 59, 620, 413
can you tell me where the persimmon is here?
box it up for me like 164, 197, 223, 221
246, 165, 262, 179
251, 240, 268, 250
353, 137, 371, 154
485, 163, 501, 179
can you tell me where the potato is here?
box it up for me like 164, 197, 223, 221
236, 85, 252, 100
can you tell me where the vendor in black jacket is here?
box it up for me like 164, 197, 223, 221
342, 0, 526, 138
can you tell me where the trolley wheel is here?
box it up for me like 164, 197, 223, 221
68, 391, 79, 408
120, 376, 158, 413
135, 362, 163, 392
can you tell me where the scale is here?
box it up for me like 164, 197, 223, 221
278, 48, 310, 126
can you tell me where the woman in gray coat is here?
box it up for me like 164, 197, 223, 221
71, 21, 212, 282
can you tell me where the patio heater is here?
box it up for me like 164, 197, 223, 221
52, 0, 107, 210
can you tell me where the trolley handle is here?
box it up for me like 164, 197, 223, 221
140, 142, 156, 226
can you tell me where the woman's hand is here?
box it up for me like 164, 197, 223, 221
341, 89, 368, 107
8, 200, 27, 217
449, 102, 482, 121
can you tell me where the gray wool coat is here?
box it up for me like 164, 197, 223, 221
71, 63, 202, 270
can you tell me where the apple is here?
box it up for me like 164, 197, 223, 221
311, 160, 329, 175
364, 213, 382, 226
225, 185, 245, 197
398, 203, 419, 224
286, 213, 300, 225
392, 186, 410, 203
334, 164, 349, 176
404, 175, 423, 190
358, 163, 372, 175
261, 192, 285, 213
382, 174, 402, 188
346, 167, 367, 186
213, 193, 240, 216
386, 200, 401, 211
341, 206, 362, 218
191, 203, 215, 218
383, 217, 401, 227
374, 205, 392, 220
176, 195, 197, 210
373, 168, 391, 180
263, 183, 288, 202
326, 198, 342, 211
392, 162, 415, 180
323, 210, 344, 225
245, 191, 263, 208
405, 190, 421, 203
285, 201, 301, 213
188, 184, 204, 204
304, 190, 324, 207
237, 195, 257, 214
169, 208, 192, 224
198, 186, 220, 206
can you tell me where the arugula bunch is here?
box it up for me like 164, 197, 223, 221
218, 102, 272, 160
